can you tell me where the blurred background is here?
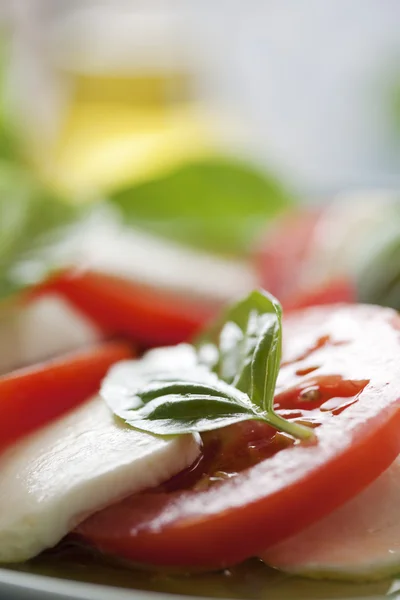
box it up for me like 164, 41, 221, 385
1, 0, 399, 196
0, 0, 400, 320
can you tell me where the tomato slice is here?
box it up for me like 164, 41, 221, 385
40, 271, 219, 348
0, 341, 132, 451
75, 304, 400, 569
255, 210, 321, 302
283, 278, 356, 311
255, 210, 355, 310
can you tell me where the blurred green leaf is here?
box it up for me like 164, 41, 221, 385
391, 79, 400, 138
109, 158, 294, 256
356, 202, 400, 310
0, 35, 22, 163
0, 162, 81, 300
0, 37, 87, 301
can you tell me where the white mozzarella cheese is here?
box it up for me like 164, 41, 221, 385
85, 226, 257, 302
0, 396, 200, 563
0, 294, 101, 374
61, 209, 257, 303
260, 456, 400, 581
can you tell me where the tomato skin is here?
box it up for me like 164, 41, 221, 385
76, 304, 400, 569
0, 341, 132, 452
39, 271, 219, 348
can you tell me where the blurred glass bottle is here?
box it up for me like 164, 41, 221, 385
7, 0, 215, 193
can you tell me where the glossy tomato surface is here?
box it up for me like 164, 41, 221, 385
76, 304, 400, 569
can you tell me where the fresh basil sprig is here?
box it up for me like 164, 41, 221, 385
102, 290, 314, 441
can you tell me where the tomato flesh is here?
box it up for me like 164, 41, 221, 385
75, 304, 400, 569
0, 341, 132, 452
39, 271, 219, 348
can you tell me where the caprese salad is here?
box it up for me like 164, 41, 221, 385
2, 39, 400, 590
2, 275, 400, 584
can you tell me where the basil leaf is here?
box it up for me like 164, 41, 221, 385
125, 387, 258, 436
0, 39, 86, 301
196, 289, 310, 439
0, 162, 83, 300
126, 396, 261, 436
101, 344, 221, 417
196, 290, 281, 408
109, 158, 293, 256
102, 344, 262, 435
355, 200, 400, 310
250, 300, 282, 411
0, 36, 21, 163
102, 292, 314, 441
102, 344, 253, 417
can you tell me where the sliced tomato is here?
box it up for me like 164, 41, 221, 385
0, 341, 132, 451
255, 210, 357, 310
283, 278, 356, 311
76, 304, 400, 569
39, 271, 219, 348
255, 210, 321, 302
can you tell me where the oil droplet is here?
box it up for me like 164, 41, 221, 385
299, 386, 321, 402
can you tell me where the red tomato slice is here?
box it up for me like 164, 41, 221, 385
284, 278, 356, 311
255, 210, 321, 301
255, 210, 356, 310
0, 341, 132, 452
75, 304, 400, 569
39, 271, 219, 348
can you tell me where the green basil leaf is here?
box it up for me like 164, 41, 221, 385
102, 343, 261, 435
355, 200, 400, 310
126, 397, 261, 436
0, 35, 22, 163
0, 39, 86, 302
196, 290, 281, 407
250, 299, 282, 412
102, 344, 252, 414
102, 292, 314, 441
0, 162, 83, 301
108, 158, 293, 256
195, 289, 310, 439
101, 344, 221, 417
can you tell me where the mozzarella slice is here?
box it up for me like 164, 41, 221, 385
0, 294, 101, 374
0, 396, 200, 563
59, 208, 257, 303
85, 225, 257, 303
260, 456, 400, 581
